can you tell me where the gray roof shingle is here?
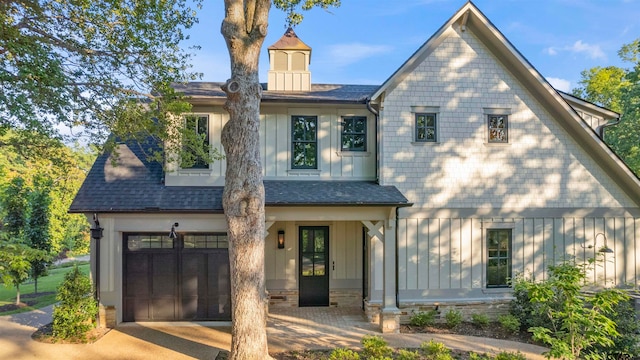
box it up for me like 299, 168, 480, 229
69, 139, 409, 214
172, 82, 379, 104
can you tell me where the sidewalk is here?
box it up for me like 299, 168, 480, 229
0, 306, 548, 359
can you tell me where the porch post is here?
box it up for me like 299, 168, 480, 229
380, 217, 400, 333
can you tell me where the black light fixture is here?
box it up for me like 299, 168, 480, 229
91, 214, 103, 240
169, 222, 179, 239
277, 230, 285, 249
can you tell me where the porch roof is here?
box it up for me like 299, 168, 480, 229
69, 142, 410, 214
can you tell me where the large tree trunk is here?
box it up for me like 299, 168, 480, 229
220, 1, 273, 359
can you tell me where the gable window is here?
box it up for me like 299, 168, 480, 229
488, 115, 508, 143
486, 229, 512, 288
181, 114, 209, 169
341, 116, 367, 151
292, 115, 317, 169
415, 113, 437, 142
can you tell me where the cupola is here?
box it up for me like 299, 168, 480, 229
267, 28, 311, 91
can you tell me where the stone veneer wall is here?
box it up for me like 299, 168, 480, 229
268, 289, 362, 308
365, 300, 511, 325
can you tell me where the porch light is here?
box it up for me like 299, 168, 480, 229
91, 214, 103, 240
169, 223, 179, 239
277, 230, 285, 249
581, 233, 614, 254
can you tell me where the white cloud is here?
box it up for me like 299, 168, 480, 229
568, 40, 606, 60
547, 77, 571, 92
325, 43, 393, 68
545, 40, 606, 60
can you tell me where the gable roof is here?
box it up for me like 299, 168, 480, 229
370, 1, 640, 206
69, 140, 410, 214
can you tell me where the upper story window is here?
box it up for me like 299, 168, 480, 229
488, 115, 508, 143
486, 229, 512, 288
181, 114, 210, 169
415, 113, 437, 142
292, 115, 317, 169
341, 116, 367, 151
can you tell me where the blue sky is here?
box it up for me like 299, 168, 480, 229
184, 0, 640, 93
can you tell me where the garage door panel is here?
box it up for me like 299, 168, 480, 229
124, 233, 230, 322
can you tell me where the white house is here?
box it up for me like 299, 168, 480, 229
70, 2, 640, 333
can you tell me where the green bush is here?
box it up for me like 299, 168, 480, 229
468, 353, 492, 360
409, 310, 437, 327
515, 261, 629, 360
397, 349, 420, 360
420, 340, 453, 360
471, 313, 489, 328
52, 265, 98, 340
510, 275, 559, 331
444, 309, 462, 329
361, 335, 392, 359
494, 351, 527, 360
583, 298, 640, 358
498, 314, 521, 335
329, 348, 360, 360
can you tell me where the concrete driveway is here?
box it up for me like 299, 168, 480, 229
0, 306, 547, 359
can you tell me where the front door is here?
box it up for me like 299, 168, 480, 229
299, 226, 329, 306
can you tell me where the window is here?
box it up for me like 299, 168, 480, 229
486, 229, 512, 288
341, 116, 367, 151
291, 115, 317, 169
184, 234, 228, 249
488, 115, 508, 143
127, 235, 174, 250
415, 113, 437, 142
181, 115, 209, 169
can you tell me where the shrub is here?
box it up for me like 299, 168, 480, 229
444, 309, 462, 329
397, 349, 420, 360
583, 298, 640, 358
420, 340, 453, 360
329, 348, 360, 360
471, 313, 489, 328
52, 265, 98, 340
510, 276, 558, 331
409, 309, 437, 327
494, 351, 527, 360
361, 335, 392, 359
468, 353, 492, 360
498, 314, 521, 335
515, 261, 629, 360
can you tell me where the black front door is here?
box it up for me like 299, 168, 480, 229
299, 226, 329, 306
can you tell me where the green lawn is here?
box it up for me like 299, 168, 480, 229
0, 261, 90, 315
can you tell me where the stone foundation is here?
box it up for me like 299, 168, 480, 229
268, 289, 362, 308
380, 309, 401, 333
99, 305, 116, 328
398, 300, 511, 324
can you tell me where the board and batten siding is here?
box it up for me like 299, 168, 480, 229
264, 220, 363, 291
165, 105, 376, 186
396, 214, 640, 303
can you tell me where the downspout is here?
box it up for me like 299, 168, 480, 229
395, 207, 400, 308
597, 114, 621, 141
366, 98, 380, 183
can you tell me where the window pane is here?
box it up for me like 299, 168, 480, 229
487, 229, 511, 287
488, 115, 508, 143
415, 113, 437, 142
301, 255, 313, 276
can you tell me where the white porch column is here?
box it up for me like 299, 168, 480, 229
362, 217, 400, 333
380, 217, 400, 333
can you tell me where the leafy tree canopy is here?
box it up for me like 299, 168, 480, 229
1, 0, 202, 149
572, 38, 640, 176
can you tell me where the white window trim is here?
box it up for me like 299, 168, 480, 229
483, 222, 515, 289
178, 113, 212, 171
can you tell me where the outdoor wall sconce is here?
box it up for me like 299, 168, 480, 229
581, 233, 614, 253
277, 230, 285, 249
90, 214, 103, 240
169, 222, 179, 239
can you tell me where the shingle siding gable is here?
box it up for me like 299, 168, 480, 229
380, 27, 636, 209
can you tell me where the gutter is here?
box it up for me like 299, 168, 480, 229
366, 98, 380, 183
596, 114, 622, 141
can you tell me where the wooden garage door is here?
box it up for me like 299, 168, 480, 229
123, 233, 231, 322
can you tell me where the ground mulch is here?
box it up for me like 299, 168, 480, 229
32, 322, 111, 344
401, 321, 536, 344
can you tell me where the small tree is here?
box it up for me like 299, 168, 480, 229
25, 179, 52, 293
514, 261, 629, 359
0, 240, 48, 304
52, 265, 98, 340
